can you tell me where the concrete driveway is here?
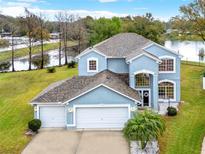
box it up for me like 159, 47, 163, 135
22, 130, 129, 154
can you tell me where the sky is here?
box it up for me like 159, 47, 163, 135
0, 0, 192, 21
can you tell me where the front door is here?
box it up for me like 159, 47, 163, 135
137, 89, 151, 107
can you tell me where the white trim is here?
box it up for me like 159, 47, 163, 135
159, 56, 176, 74
63, 84, 141, 105
31, 102, 62, 105
127, 52, 161, 63
158, 79, 176, 102
76, 47, 107, 59
87, 57, 99, 73
135, 88, 151, 107
134, 69, 155, 75
143, 43, 183, 58
67, 104, 131, 128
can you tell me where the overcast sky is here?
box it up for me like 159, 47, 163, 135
0, 0, 192, 21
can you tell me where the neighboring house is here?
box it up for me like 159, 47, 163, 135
31, 33, 181, 129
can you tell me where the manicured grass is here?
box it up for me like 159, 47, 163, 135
0, 66, 78, 154
0, 41, 76, 62
0, 63, 205, 154
159, 63, 205, 154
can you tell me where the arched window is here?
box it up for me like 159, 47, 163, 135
135, 73, 150, 88
158, 81, 175, 100
159, 56, 175, 73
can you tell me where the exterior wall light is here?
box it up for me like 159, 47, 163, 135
68, 108, 73, 112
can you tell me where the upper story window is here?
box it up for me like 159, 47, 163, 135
159, 56, 176, 73
135, 73, 150, 88
158, 80, 175, 101
87, 58, 98, 72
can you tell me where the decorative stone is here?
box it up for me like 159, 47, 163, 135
130, 140, 159, 154
25, 130, 36, 136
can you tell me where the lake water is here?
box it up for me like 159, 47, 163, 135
165, 40, 205, 62
0, 49, 74, 72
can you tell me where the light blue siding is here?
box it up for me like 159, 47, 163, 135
146, 44, 181, 103
107, 58, 129, 73
78, 51, 107, 76
66, 86, 137, 127
129, 55, 159, 110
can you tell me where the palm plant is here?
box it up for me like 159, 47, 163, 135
123, 110, 165, 149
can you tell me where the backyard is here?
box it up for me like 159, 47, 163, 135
0, 62, 204, 154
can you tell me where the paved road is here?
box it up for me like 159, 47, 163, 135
22, 130, 129, 154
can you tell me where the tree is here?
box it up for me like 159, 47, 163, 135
34, 14, 50, 69
179, 0, 205, 41
123, 110, 165, 149
88, 17, 122, 45
198, 48, 205, 64
122, 13, 165, 44
20, 8, 38, 70
70, 16, 88, 54
55, 12, 64, 66
10, 25, 18, 72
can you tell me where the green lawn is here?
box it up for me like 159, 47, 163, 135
0, 66, 78, 154
0, 63, 205, 154
0, 41, 76, 62
159, 63, 205, 154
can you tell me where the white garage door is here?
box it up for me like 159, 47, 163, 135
76, 107, 129, 129
39, 106, 65, 128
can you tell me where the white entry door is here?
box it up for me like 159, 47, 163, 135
76, 107, 129, 129
39, 106, 66, 128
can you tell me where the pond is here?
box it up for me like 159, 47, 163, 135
165, 40, 205, 62
0, 49, 74, 72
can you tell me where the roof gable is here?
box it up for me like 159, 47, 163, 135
76, 48, 107, 59
144, 43, 182, 57
64, 84, 140, 104
126, 51, 161, 63
31, 70, 141, 104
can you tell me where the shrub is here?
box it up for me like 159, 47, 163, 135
0, 61, 11, 71
203, 72, 205, 77
31, 54, 50, 69
68, 61, 77, 68
47, 67, 56, 73
0, 39, 9, 48
28, 119, 41, 132
123, 110, 165, 149
167, 107, 177, 116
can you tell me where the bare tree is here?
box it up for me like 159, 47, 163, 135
74, 16, 88, 54
21, 8, 38, 70
35, 13, 50, 69
69, 15, 88, 54
11, 27, 17, 72
55, 12, 64, 66
63, 12, 69, 65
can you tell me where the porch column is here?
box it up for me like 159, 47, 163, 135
152, 73, 159, 111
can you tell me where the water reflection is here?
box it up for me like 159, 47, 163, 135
0, 49, 74, 72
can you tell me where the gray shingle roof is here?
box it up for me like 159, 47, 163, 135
31, 70, 141, 104
93, 33, 153, 58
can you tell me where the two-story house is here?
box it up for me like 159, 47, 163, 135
31, 33, 181, 129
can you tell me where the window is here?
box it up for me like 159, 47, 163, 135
87, 58, 98, 72
135, 73, 150, 87
89, 60, 96, 70
158, 81, 175, 100
159, 56, 175, 73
